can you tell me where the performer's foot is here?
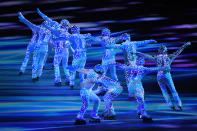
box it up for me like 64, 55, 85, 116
141, 116, 153, 123
137, 113, 141, 119
103, 115, 116, 120
178, 106, 182, 111
36, 77, 39, 81
55, 82, 62, 87
70, 85, 74, 90
18, 72, 23, 76
89, 117, 101, 123
74, 118, 86, 125
65, 81, 70, 86
171, 106, 176, 111
128, 96, 136, 101
32, 78, 37, 82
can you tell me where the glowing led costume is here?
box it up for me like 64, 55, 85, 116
91, 28, 122, 81
18, 12, 50, 81
106, 33, 157, 98
18, 13, 39, 75
75, 67, 101, 125
69, 26, 91, 89
137, 42, 191, 110
74, 64, 123, 124
115, 57, 169, 122
37, 9, 71, 86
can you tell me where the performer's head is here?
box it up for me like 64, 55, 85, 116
94, 64, 104, 75
60, 19, 71, 30
158, 45, 167, 54
102, 28, 110, 36
136, 56, 145, 66
71, 25, 80, 34
122, 33, 130, 41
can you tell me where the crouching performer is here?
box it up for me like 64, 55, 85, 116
74, 64, 123, 125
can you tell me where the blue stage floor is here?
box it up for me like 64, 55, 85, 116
0, 67, 197, 131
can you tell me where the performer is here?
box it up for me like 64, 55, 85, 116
69, 25, 92, 89
90, 28, 122, 81
18, 12, 51, 81
18, 16, 39, 76
37, 8, 71, 86
106, 33, 157, 99
74, 64, 123, 125
74, 65, 102, 125
137, 42, 191, 110
114, 56, 170, 122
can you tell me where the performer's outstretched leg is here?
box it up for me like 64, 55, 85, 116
54, 54, 62, 86
19, 44, 34, 75
167, 75, 182, 110
102, 87, 122, 120
62, 53, 70, 85
109, 64, 118, 81
75, 89, 89, 125
89, 92, 101, 123
37, 51, 47, 79
134, 85, 152, 122
32, 51, 40, 81
158, 79, 174, 110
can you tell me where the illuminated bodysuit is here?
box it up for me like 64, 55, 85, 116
106, 33, 157, 97
75, 66, 102, 125
137, 42, 191, 110
69, 26, 91, 89
37, 8, 71, 86
32, 22, 51, 81
91, 28, 122, 81
18, 12, 51, 81
115, 57, 169, 121
75, 64, 123, 124
18, 13, 39, 75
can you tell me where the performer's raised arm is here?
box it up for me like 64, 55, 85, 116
144, 66, 170, 74
170, 42, 191, 62
134, 39, 157, 47
37, 8, 56, 25
136, 52, 156, 62
18, 12, 39, 31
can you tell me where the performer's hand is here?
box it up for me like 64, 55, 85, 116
185, 41, 191, 46
18, 12, 24, 21
37, 8, 41, 13
150, 39, 157, 43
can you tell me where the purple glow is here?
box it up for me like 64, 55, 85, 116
159, 37, 180, 40
0, 1, 28, 7
128, 2, 143, 5
172, 63, 197, 67
45, 7, 84, 13
84, 7, 126, 13
156, 24, 197, 30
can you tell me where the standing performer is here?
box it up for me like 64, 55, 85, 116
18, 12, 51, 81
91, 28, 122, 81
37, 8, 72, 86
106, 33, 157, 98
69, 25, 91, 89
114, 56, 170, 122
137, 42, 191, 110
18, 15, 39, 76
